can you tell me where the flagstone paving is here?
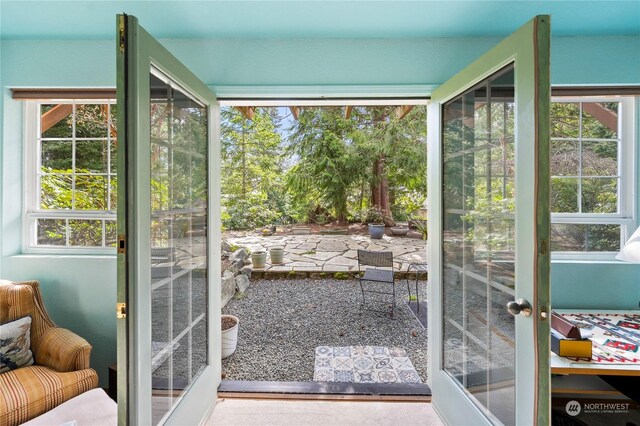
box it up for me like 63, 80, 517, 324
226, 234, 427, 272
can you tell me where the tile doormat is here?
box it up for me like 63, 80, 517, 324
313, 346, 422, 384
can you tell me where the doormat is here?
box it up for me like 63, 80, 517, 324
313, 346, 422, 384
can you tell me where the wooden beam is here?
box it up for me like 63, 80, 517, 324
12, 88, 116, 100
345, 106, 353, 119
395, 105, 414, 120
581, 102, 617, 132
41, 104, 73, 134
289, 106, 299, 120
236, 106, 254, 120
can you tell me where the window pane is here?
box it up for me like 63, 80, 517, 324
582, 141, 617, 176
76, 140, 108, 173
582, 102, 617, 139
550, 103, 579, 138
75, 175, 107, 210
75, 104, 108, 138
442, 66, 516, 426
550, 140, 578, 176
105, 220, 117, 247
41, 104, 73, 138
551, 224, 620, 252
109, 104, 118, 138
109, 176, 118, 210
551, 177, 578, 213
69, 219, 102, 246
582, 178, 617, 213
37, 219, 66, 245
41, 141, 72, 171
40, 174, 73, 209
110, 140, 117, 173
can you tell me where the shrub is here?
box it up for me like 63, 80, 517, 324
361, 207, 384, 224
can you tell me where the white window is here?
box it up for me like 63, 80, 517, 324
550, 96, 636, 259
24, 100, 117, 252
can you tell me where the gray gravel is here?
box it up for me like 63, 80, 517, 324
221, 278, 428, 382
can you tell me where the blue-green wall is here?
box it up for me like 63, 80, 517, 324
1, 35, 639, 386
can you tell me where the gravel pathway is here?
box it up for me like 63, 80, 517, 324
221, 278, 428, 383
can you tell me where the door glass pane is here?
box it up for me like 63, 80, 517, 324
150, 71, 208, 424
442, 65, 516, 425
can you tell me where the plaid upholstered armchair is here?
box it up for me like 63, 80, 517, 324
0, 280, 98, 426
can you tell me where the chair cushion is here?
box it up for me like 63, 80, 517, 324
361, 268, 394, 283
0, 316, 34, 373
0, 365, 98, 426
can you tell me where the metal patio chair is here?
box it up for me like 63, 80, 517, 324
357, 249, 396, 316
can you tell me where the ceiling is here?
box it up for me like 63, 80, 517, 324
1, 1, 639, 40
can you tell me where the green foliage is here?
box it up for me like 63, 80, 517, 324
333, 272, 350, 280
361, 207, 384, 224
286, 108, 361, 223
413, 220, 428, 240
221, 107, 290, 229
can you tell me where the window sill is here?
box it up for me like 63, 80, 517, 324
14, 252, 116, 259
551, 258, 628, 265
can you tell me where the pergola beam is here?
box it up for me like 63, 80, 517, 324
236, 106, 254, 120
345, 106, 353, 119
582, 102, 617, 132
395, 105, 414, 119
41, 104, 73, 133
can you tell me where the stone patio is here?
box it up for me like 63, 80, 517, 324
226, 234, 427, 277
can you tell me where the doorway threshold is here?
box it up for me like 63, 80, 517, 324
218, 380, 431, 402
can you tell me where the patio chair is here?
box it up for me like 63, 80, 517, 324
356, 250, 396, 316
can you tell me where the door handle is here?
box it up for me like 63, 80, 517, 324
506, 298, 532, 317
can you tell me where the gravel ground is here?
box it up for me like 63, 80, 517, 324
221, 278, 428, 382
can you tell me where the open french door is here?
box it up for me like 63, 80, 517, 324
427, 16, 551, 425
116, 14, 221, 425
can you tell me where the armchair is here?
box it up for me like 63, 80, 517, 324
0, 280, 98, 426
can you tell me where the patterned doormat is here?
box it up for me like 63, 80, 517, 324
313, 346, 422, 384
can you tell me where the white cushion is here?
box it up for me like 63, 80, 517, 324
0, 316, 34, 373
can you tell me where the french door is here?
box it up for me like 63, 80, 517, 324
427, 16, 551, 425
116, 14, 221, 425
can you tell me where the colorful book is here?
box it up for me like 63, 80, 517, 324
551, 329, 592, 358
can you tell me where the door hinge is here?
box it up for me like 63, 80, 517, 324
118, 234, 126, 254
116, 302, 127, 319
119, 16, 125, 54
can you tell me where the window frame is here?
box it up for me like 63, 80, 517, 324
550, 95, 636, 260
23, 100, 117, 254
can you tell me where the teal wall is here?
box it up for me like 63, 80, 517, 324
1, 35, 639, 386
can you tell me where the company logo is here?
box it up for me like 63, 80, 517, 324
566, 400, 581, 416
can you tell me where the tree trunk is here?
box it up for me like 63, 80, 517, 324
371, 156, 396, 226
241, 118, 247, 196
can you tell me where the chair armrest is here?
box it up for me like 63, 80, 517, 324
35, 327, 92, 372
